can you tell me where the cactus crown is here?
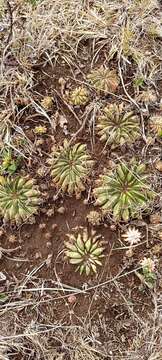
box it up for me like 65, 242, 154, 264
69, 87, 89, 106
94, 161, 154, 221
87, 66, 120, 94
149, 116, 162, 135
65, 227, 105, 276
97, 103, 140, 147
49, 140, 94, 195
0, 176, 40, 224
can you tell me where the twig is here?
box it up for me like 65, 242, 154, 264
53, 88, 81, 125
113, 280, 145, 325
69, 102, 96, 144
17, 261, 46, 296
6, 1, 13, 44
0, 325, 81, 341
0, 246, 20, 254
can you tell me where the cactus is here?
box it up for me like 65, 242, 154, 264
149, 115, 162, 135
0, 176, 40, 223
69, 87, 89, 106
87, 211, 101, 226
49, 140, 94, 195
40, 96, 53, 110
34, 125, 47, 135
137, 89, 157, 105
97, 103, 140, 147
87, 66, 120, 94
93, 161, 154, 221
65, 227, 105, 275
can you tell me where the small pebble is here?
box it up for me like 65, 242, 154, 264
110, 224, 116, 231
83, 199, 88, 205
57, 206, 65, 214
51, 223, 57, 230
46, 209, 54, 217
39, 223, 46, 229
45, 232, 52, 240
68, 295, 77, 304
46, 241, 52, 248
35, 252, 42, 259
125, 248, 133, 258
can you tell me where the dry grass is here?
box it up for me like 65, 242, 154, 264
0, 286, 161, 359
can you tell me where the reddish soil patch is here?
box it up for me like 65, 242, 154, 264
0, 196, 153, 332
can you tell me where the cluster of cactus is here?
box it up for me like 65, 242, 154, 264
64, 227, 105, 275
0, 176, 40, 224
69, 87, 89, 106
87, 66, 120, 94
93, 161, 154, 221
49, 140, 93, 196
97, 103, 140, 147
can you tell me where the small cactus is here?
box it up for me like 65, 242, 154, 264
87, 211, 101, 226
97, 103, 140, 147
87, 66, 120, 94
40, 96, 53, 110
69, 87, 89, 106
149, 115, 162, 135
49, 140, 94, 196
93, 161, 154, 221
0, 176, 40, 224
34, 125, 47, 135
65, 227, 105, 275
137, 89, 157, 105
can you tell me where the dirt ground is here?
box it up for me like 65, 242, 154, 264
0, 1, 162, 359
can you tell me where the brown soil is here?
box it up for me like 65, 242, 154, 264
0, 52, 161, 360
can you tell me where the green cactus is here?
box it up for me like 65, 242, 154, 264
97, 103, 140, 147
87, 66, 120, 94
49, 140, 94, 196
0, 176, 40, 223
69, 87, 89, 106
65, 228, 105, 275
93, 161, 154, 221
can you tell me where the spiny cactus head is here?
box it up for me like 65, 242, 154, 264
87, 66, 120, 94
0, 176, 40, 224
69, 87, 89, 106
149, 115, 162, 136
94, 161, 154, 221
34, 125, 47, 135
40, 96, 53, 110
137, 89, 157, 105
49, 140, 94, 196
97, 103, 140, 147
65, 227, 105, 275
87, 210, 102, 226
